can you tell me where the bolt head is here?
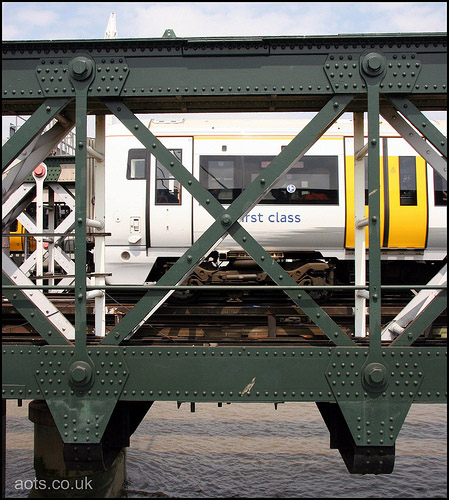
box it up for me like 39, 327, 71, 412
69, 56, 93, 81
362, 362, 388, 392
72, 59, 87, 76
33, 164, 46, 178
367, 54, 382, 71
362, 52, 385, 76
221, 214, 232, 226
71, 365, 87, 382
69, 361, 93, 387
368, 367, 384, 384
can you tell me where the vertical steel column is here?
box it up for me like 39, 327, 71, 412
74, 90, 88, 354
93, 116, 106, 337
360, 50, 390, 354
367, 86, 382, 356
353, 112, 367, 337
47, 187, 55, 288
33, 166, 46, 288
69, 56, 95, 355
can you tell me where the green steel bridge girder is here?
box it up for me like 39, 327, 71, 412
2, 33, 447, 115
2, 345, 447, 444
2, 33, 447, 474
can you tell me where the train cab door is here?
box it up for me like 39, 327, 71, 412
148, 137, 193, 247
344, 138, 386, 248
345, 137, 428, 249
382, 138, 428, 249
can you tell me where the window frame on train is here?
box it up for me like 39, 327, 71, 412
199, 154, 340, 205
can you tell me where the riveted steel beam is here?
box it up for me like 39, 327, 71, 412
2, 346, 446, 403
71, 69, 92, 359
3, 34, 447, 115
366, 86, 383, 359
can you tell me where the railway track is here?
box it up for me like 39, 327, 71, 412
2, 291, 446, 346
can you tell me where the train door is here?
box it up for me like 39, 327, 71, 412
345, 137, 428, 249
149, 137, 193, 247
382, 138, 428, 248
344, 138, 386, 248
427, 165, 447, 253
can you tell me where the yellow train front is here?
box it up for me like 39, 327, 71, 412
8, 202, 72, 266
9, 220, 36, 256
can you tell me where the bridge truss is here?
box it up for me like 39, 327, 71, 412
2, 32, 447, 475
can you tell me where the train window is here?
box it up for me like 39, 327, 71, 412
200, 155, 339, 204
363, 158, 369, 205
127, 149, 147, 179
259, 156, 339, 204
399, 157, 417, 206
200, 157, 244, 203
434, 171, 447, 206
155, 149, 182, 204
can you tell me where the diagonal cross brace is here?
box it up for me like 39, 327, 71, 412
227, 223, 355, 346
391, 290, 447, 347
380, 105, 447, 180
387, 96, 447, 161
101, 96, 355, 346
2, 254, 73, 345
2, 97, 73, 173
2, 115, 76, 203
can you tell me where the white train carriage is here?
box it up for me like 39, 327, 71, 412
103, 117, 447, 286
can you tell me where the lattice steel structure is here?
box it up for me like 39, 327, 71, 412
2, 32, 447, 475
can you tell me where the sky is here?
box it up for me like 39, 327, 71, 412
2, 2, 447, 40
2, 2, 447, 137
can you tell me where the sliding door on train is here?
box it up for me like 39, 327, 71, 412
383, 138, 428, 248
344, 137, 385, 248
148, 137, 193, 247
345, 137, 428, 249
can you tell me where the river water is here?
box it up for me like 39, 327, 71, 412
5, 400, 447, 498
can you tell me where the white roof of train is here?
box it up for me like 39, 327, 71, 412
105, 115, 446, 138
